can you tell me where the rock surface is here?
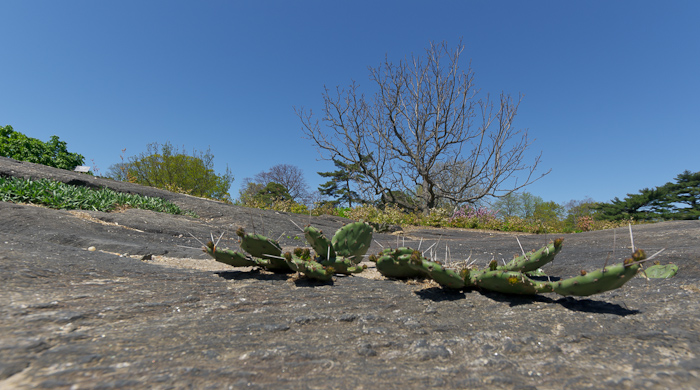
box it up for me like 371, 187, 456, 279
1, 156, 699, 389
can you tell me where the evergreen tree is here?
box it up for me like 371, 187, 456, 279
317, 158, 364, 207
594, 170, 700, 221
664, 170, 700, 219
595, 187, 667, 221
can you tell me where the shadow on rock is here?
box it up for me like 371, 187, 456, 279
555, 296, 640, 316
214, 269, 290, 281
480, 291, 556, 307
484, 292, 639, 316
414, 287, 467, 301
292, 278, 335, 288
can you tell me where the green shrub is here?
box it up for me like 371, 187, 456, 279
0, 125, 85, 170
0, 176, 196, 216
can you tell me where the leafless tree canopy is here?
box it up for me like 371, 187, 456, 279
250, 164, 310, 203
296, 40, 549, 212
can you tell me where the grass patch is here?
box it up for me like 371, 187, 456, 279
0, 176, 197, 217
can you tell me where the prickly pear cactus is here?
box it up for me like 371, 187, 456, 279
203, 241, 257, 267
407, 254, 466, 289
236, 228, 282, 259
304, 225, 335, 260
370, 248, 427, 278
204, 224, 677, 297
470, 270, 549, 295
283, 250, 334, 281
235, 227, 289, 271
372, 238, 674, 297
203, 223, 373, 281
643, 262, 679, 279
501, 238, 563, 273
331, 222, 373, 264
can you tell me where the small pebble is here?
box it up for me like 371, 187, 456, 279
88, 246, 96, 252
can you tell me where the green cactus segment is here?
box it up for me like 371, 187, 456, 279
320, 257, 367, 274
501, 238, 564, 273
303, 225, 335, 260
204, 242, 257, 267
236, 228, 283, 260
372, 248, 427, 278
407, 256, 466, 289
252, 256, 292, 272
550, 250, 645, 296
471, 270, 552, 295
331, 222, 373, 264
374, 254, 425, 278
643, 263, 678, 279
283, 252, 334, 281
525, 269, 547, 277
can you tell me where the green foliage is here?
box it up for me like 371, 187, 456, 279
532, 200, 566, 231
595, 170, 700, 221
664, 170, 700, 220
237, 181, 312, 214
317, 158, 365, 207
491, 192, 523, 218
493, 192, 567, 231
107, 142, 233, 202
562, 198, 598, 231
0, 176, 195, 216
237, 187, 635, 234
379, 189, 419, 211
252, 182, 292, 206
0, 125, 85, 170
236, 181, 264, 205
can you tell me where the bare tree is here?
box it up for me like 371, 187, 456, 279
296, 40, 549, 212
253, 164, 310, 203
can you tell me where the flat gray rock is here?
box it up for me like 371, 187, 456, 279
1, 157, 699, 389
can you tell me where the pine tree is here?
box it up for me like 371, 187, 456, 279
594, 170, 700, 221
664, 170, 700, 219
317, 158, 364, 208
595, 187, 667, 221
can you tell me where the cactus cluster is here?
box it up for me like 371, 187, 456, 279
203, 222, 372, 281
204, 222, 676, 296
372, 238, 666, 297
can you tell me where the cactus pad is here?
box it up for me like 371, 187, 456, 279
320, 257, 367, 274
283, 252, 335, 281
471, 270, 552, 295
304, 225, 335, 259
407, 255, 466, 289
331, 222, 373, 264
372, 248, 427, 278
501, 238, 564, 273
204, 242, 257, 267
549, 250, 645, 296
236, 228, 283, 260
643, 263, 678, 279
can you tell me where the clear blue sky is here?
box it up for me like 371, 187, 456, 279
1, 1, 698, 206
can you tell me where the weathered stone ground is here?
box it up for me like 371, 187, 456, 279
1, 156, 699, 389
